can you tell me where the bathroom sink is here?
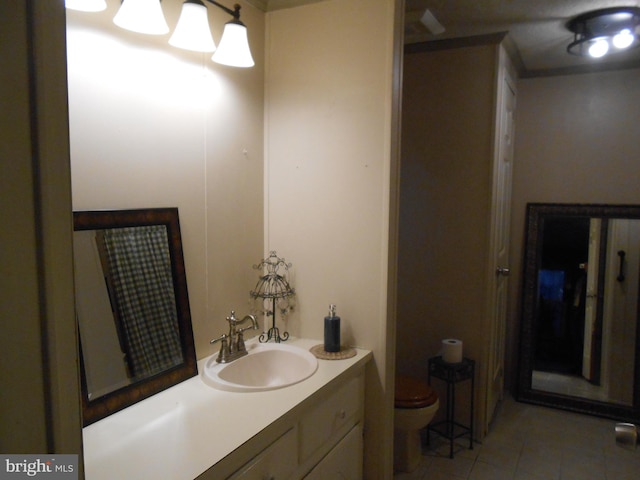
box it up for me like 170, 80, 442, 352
202, 342, 318, 392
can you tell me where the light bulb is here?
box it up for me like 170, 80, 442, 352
113, 0, 169, 35
613, 29, 635, 49
588, 38, 609, 58
211, 21, 254, 68
169, 0, 216, 52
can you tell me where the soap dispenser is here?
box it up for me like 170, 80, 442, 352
324, 304, 341, 352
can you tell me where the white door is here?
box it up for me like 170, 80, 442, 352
485, 62, 516, 431
604, 219, 640, 404
582, 219, 601, 381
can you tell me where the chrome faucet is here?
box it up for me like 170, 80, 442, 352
210, 311, 259, 363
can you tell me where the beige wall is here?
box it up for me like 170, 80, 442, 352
400, 49, 640, 434
1, 0, 54, 453
66, 0, 265, 359
265, 0, 401, 477
507, 68, 640, 389
399, 47, 640, 432
1, 0, 81, 456
5, 0, 401, 476
398, 43, 499, 437
68, 0, 401, 477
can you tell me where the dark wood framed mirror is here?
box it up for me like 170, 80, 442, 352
73, 208, 197, 426
517, 203, 640, 422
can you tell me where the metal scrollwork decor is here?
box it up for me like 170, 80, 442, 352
250, 251, 295, 343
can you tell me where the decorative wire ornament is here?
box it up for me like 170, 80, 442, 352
250, 251, 295, 343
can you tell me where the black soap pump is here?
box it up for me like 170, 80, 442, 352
324, 304, 341, 353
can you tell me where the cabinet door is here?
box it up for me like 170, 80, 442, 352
228, 426, 297, 480
304, 424, 362, 480
299, 374, 363, 462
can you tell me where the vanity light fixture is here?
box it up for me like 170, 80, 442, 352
567, 7, 640, 59
171, 0, 254, 67
66, 0, 254, 68
168, 0, 216, 52
210, 15, 254, 67
114, 0, 170, 35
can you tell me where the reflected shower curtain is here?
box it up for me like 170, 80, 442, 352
101, 226, 182, 378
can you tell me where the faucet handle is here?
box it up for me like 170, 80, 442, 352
210, 334, 229, 363
210, 333, 228, 345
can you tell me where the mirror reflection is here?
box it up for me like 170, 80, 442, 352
74, 208, 196, 425
518, 203, 640, 422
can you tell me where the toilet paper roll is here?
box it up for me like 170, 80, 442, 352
442, 339, 463, 363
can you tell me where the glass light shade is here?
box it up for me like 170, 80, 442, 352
65, 0, 107, 12
113, 0, 169, 35
613, 29, 635, 49
169, 0, 216, 52
588, 38, 609, 58
211, 20, 255, 68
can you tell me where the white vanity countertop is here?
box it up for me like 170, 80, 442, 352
82, 338, 371, 480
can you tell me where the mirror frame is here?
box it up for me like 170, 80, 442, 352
517, 203, 640, 422
74, 208, 197, 426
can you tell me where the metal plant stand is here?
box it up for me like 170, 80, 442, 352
427, 356, 475, 459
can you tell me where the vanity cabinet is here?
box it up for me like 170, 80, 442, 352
303, 424, 362, 480
299, 374, 362, 462
228, 427, 298, 480
201, 369, 365, 480
400, 35, 517, 439
83, 339, 370, 480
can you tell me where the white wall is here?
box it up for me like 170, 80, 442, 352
265, 1, 401, 477
66, 0, 265, 358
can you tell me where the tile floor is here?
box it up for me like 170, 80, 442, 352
394, 396, 640, 480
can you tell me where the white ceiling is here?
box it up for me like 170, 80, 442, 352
406, 0, 640, 75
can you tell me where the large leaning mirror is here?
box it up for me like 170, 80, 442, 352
73, 208, 197, 425
517, 203, 640, 422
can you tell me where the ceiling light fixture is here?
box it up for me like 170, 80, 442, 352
67, 0, 254, 68
567, 7, 640, 59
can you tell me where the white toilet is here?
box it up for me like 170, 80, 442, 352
394, 375, 439, 473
